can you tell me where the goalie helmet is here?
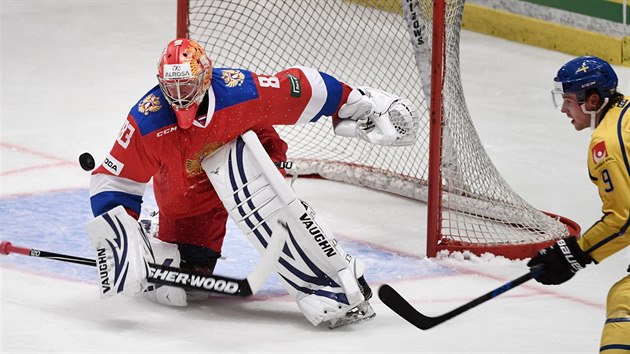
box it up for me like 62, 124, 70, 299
552, 56, 617, 108
157, 38, 212, 129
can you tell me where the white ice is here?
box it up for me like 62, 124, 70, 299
1, 1, 629, 353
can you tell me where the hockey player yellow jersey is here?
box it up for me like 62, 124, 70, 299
579, 96, 630, 262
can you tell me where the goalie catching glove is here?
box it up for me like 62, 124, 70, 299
335, 87, 419, 146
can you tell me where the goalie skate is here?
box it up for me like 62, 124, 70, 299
327, 276, 376, 329
327, 300, 376, 329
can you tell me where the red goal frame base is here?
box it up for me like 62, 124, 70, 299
436, 212, 581, 260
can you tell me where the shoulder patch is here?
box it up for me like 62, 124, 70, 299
102, 154, 125, 176
617, 99, 627, 108
591, 140, 616, 170
138, 94, 162, 115
221, 69, 245, 87
129, 85, 177, 136
592, 141, 607, 164
287, 74, 301, 97
212, 68, 258, 111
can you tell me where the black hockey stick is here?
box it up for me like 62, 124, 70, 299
148, 263, 252, 296
378, 267, 543, 330
0, 240, 261, 296
1, 240, 97, 266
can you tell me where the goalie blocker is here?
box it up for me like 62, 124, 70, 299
201, 131, 375, 328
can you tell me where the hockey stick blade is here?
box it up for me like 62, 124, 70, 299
378, 268, 542, 330
378, 284, 440, 330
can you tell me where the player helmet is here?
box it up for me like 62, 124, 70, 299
157, 38, 212, 129
552, 56, 617, 108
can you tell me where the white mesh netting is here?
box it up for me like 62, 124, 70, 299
185, 0, 574, 258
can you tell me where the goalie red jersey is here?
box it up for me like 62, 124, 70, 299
90, 66, 352, 251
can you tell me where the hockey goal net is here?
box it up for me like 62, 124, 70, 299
177, 0, 579, 259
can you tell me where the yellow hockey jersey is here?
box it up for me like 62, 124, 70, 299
579, 96, 630, 262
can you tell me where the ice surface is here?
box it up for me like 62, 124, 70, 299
1, 1, 629, 353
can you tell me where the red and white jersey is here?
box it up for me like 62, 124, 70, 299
90, 66, 352, 221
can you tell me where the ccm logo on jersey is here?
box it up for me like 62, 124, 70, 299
157, 126, 177, 137
103, 155, 125, 176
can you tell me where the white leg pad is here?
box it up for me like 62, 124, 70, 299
86, 205, 154, 297
202, 131, 367, 325
290, 254, 366, 325
278, 200, 366, 325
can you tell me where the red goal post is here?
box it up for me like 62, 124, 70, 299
176, 0, 580, 259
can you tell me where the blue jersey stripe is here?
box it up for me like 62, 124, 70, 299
600, 344, 630, 351
90, 191, 143, 217
616, 103, 630, 187
605, 317, 630, 323
310, 71, 343, 122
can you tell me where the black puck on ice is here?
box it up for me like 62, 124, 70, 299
79, 152, 96, 171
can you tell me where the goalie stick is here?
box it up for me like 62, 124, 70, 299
378, 267, 543, 330
0, 238, 284, 297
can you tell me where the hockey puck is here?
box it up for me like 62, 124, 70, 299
79, 152, 96, 171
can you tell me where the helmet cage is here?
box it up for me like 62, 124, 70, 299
158, 70, 207, 110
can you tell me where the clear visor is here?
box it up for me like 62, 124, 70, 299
551, 81, 565, 110
158, 72, 205, 109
